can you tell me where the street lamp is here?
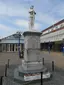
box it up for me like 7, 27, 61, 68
13, 32, 21, 58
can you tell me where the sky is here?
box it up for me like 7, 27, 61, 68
0, 0, 64, 38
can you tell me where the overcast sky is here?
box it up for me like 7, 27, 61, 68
0, 0, 64, 38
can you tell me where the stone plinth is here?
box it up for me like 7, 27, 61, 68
21, 60, 43, 71
14, 31, 44, 81
23, 31, 41, 61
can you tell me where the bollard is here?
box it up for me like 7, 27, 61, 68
41, 72, 43, 85
52, 61, 54, 71
0, 76, 3, 85
42, 58, 44, 65
5, 64, 7, 77
7, 59, 10, 68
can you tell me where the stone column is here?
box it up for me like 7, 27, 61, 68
14, 44, 16, 52
5, 44, 6, 52
6, 44, 7, 52
6, 44, 8, 52
2, 44, 3, 52
9, 44, 10, 52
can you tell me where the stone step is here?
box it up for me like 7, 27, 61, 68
7, 65, 18, 78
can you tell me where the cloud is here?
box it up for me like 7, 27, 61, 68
0, 1, 28, 17
35, 0, 64, 26
15, 20, 29, 28
51, 3, 64, 17
0, 24, 19, 37
0, 0, 64, 38
7, 7, 28, 17
0, 0, 57, 26
23, 0, 34, 2
34, 23, 42, 31
0, 20, 42, 38
15, 19, 42, 31
0, 0, 62, 26
0, 24, 10, 31
36, 12, 58, 26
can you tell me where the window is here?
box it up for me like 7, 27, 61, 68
48, 29, 51, 32
55, 26, 58, 29
57, 25, 60, 28
60, 23, 64, 27
51, 28, 53, 31
43, 30, 48, 34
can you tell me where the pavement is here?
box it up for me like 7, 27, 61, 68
25, 51, 64, 85
0, 52, 21, 76
0, 51, 64, 76
42, 51, 64, 70
1, 51, 64, 85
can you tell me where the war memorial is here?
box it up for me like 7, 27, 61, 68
2, 6, 51, 85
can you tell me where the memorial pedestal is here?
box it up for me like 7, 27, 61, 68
14, 6, 48, 82
14, 31, 44, 81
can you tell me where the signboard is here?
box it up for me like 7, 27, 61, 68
24, 72, 50, 81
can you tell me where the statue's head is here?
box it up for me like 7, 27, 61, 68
30, 5, 34, 9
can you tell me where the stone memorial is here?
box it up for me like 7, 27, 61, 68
14, 6, 44, 81
3, 6, 51, 85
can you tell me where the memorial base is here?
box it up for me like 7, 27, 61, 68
14, 60, 51, 82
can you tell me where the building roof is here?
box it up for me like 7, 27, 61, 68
0, 31, 24, 44
41, 19, 64, 42
1, 31, 24, 40
42, 19, 64, 32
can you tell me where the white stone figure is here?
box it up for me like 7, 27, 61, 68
29, 6, 36, 30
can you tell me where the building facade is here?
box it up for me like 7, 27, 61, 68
0, 19, 64, 52
0, 32, 24, 52
40, 19, 64, 51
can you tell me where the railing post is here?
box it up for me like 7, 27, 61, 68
7, 59, 10, 68
41, 72, 43, 85
52, 61, 54, 71
5, 64, 7, 77
0, 76, 3, 85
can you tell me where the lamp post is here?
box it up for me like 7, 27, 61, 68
13, 32, 21, 58
18, 32, 21, 58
